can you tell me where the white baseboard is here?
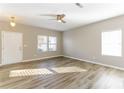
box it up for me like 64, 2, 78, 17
1, 54, 124, 71
63, 55, 124, 71
22, 55, 63, 62
0, 55, 63, 67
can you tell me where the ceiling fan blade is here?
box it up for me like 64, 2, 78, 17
61, 14, 65, 18
40, 14, 66, 23
61, 20, 66, 23
40, 14, 56, 17
48, 19, 56, 20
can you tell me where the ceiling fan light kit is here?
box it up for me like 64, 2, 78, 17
57, 20, 62, 23
56, 14, 66, 23
10, 16, 16, 27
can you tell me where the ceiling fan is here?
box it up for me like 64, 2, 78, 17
40, 3, 82, 23
56, 14, 66, 23
40, 14, 66, 23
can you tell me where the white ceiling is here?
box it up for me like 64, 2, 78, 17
0, 3, 124, 31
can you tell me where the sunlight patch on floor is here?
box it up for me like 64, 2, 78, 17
51, 66, 87, 73
9, 68, 53, 77
9, 66, 87, 77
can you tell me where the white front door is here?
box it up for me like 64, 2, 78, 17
2, 31, 23, 65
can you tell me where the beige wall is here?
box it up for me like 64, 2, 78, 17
0, 21, 63, 64
2, 15, 124, 69
63, 15, 124, 68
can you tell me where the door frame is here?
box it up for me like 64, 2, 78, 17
1, 31, 23, 64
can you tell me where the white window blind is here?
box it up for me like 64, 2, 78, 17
38, 36, 47, 52
102, 30, 122, 56
48, 36, 57, 51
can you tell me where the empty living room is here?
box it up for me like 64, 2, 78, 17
1, 0, 124, 92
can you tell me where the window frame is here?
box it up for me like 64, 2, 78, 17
37, 35, 57, 52
101, 30, 122, 57
48, 36, 57, 51
37, 35, 48, 52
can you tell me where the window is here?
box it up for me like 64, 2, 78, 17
38, 36, 57, 52
102, 30, 122, 56
38, 36, 47, 52
48, 36, 57, 51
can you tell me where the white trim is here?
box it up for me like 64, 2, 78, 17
63, 55, 124, 71
22, 55, 63, 62
0, 55, 63, 66
1, 31, 23, 65
1, 54, 124, 71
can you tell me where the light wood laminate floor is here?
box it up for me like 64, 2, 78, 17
0, 57, 124, 89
